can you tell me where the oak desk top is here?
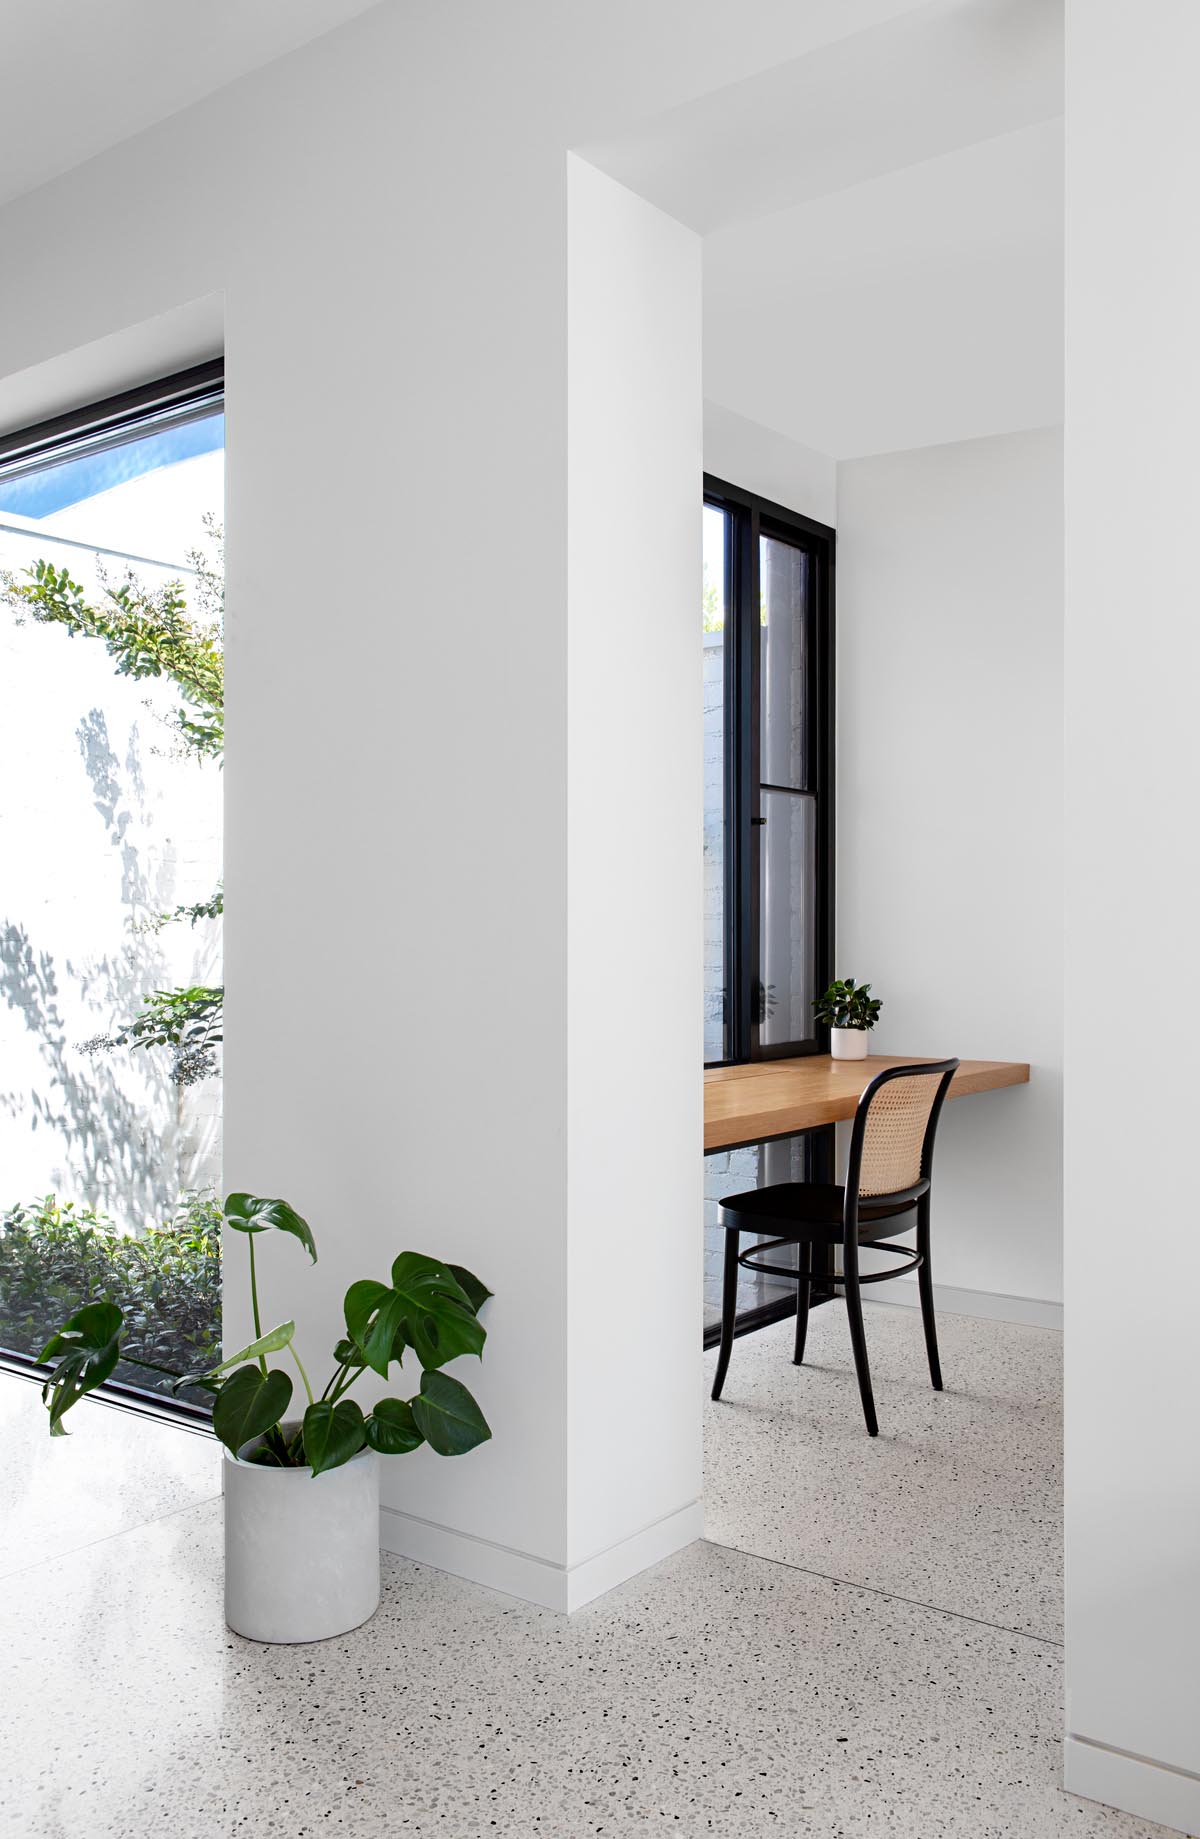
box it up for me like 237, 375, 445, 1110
704, 1055, 1030, 1154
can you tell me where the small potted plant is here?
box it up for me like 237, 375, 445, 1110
812, 977, 882, 1060
35, 1191, 491, 1645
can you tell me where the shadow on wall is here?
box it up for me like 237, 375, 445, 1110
0, 922, 171, 1222
0, 704, 221, 1227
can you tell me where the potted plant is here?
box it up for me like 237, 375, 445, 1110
35, 1191, 491, 1645
812, 977, 882, 1060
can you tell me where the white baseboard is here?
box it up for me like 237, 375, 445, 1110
867, 1275, 1062, 1331
1065, 1733, 1200, 1835
379, 1497, 703, 1614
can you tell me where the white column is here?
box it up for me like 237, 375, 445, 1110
1064, 3, 1200, 1828
565, 156, 704, 1606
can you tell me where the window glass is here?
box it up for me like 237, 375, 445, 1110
0, 386, 224, 1409
703, 503, 729, 1062
758, 790, 817, 1049
760, 532, 810, 790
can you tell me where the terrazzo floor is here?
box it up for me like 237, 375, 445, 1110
0, 1331, 1176, 1839
703, 1299, 1063, 1640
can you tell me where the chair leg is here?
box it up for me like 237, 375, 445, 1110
792, 1239, 812, 1365
916, 1193, 943, 1391
711, 1228, 739, 1401
842, 1238, 878, 1437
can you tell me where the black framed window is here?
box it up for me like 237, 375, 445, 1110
702, 477, 835, 1342
703, 475, 834, 1069
0, 361, 225, 1424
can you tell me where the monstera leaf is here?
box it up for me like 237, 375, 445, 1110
343, 1256, 487, 1377
447, 1264, 493, 1314
342, 1279, 407, 1379
301, 1399, 366, 1477
365, 1397, 424, 1455
410, 1370, 491, 1456
177, 1321, 295, 1391
212, 1364, 293, 1457
388, 1253, 486, 1371
38, 1302, 123, 1435
223, 1193, 317, 1263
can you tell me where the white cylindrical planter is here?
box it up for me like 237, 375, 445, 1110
830, 1026, 870, 1061
224, 1435, 380, 1644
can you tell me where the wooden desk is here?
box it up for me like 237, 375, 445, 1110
705, 1054, 1029, 1155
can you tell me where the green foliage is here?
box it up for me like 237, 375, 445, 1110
212, 1365, 294, 1455
364, 1397, 423, 1455
701, 565, 766, 633
0, 1191, 222, 1403
4, 558, 223, 758
223, 1193, 316, 1263
702, 563, 724, 633
142, 884, 224, 935
812, 976, 882, 1033
411, 1371, 493, 1456
195, 1319, 297, 1380
302, 1399, 366, 1477
35, 1192, 493, 1477
344, 1256, 484, 1380
79, 985, 224, 1088
3, 537, 226, 1084
39, 1301, 123, 1435
110, 985, 224, 1050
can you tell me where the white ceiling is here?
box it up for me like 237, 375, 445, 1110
583, 0, 1064, 461
706, 119, 1063, 461
0, 0, 383, 207
1, 0, 1063, 464
580, 0, 1061, 237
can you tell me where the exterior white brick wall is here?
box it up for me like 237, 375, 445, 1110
0, 455, 222, 1228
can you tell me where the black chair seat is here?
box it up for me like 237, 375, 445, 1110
718, 1181, 919, 1244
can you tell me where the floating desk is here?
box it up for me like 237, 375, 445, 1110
704, 1054, 1029, 1155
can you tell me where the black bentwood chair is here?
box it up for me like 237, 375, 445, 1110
711, 1058, 960, 1436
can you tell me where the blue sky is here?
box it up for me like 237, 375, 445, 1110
0, 413, 224, 519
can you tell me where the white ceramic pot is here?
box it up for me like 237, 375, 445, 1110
830, 1026, 869, 1061
223, 1431, 380, 1644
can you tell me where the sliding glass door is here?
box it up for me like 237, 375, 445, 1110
702, 477, 834, 1339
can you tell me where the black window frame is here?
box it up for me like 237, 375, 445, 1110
0, 358, 225, 1431
0, 358, 224, 476
704, 473, 835, 1070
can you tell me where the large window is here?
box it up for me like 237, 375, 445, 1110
702, 475, 834, 1337
0, 364, 224, 1414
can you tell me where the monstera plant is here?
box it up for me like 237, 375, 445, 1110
36, 1192, 492, 1643
37, 1191, 492, 1470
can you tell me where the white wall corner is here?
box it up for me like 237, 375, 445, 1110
1065, 1735, 1200, 1838
381, 1499, 703, 1615
703, 398, 836, 528
871, 1278, 1062, 1332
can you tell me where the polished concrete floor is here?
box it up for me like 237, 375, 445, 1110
0, 1323, 1177, 1839
704, 1299, 1063, 1640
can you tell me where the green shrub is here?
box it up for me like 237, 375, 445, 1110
0, 1191, 220, 1409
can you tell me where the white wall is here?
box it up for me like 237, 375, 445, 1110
1063, 3, 1200, 1829
837, 428, 1063, 1316
0, 0, 834, 1612
566, 158, 702, 1595
704, 400, 836, 528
